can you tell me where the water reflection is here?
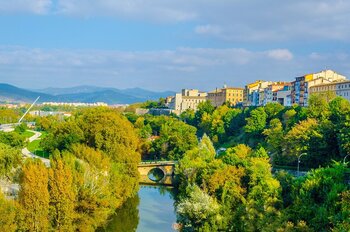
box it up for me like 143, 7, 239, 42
97, 195, 139, 232
148, 168, 165, 182
137, 185, 176, 232
99, 185, 176, 232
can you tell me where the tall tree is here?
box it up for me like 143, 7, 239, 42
18, 160, 50, 231
49, 155, 76, 231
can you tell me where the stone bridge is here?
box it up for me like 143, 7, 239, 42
138, 161, 176, 185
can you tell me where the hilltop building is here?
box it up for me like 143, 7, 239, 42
263, 82, 292, 106
336, 80, 350, 101
291, 70, 346, 106
244, 80, 272, 106
207, 85, 244, 107
310, 80, 350, 102
168, 89, 207, 114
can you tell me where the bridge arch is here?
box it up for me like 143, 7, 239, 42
147, 167, 166, 182
138, 161, 176, 185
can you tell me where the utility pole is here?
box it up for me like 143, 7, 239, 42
18, 96, 40, 123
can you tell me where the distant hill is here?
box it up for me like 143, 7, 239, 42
33, 85, 109, 95
0, 83, 175, 104
0, 83, 54, 103
34, 86, 175, 101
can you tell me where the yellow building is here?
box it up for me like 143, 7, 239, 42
207, 86, 244, 107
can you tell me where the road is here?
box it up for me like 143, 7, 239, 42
21, 130, 50, 167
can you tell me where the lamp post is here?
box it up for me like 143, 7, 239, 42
344, 154, 350, 165
297, 153, 307, 177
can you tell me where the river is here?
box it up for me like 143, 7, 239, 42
99, 185, 177, 232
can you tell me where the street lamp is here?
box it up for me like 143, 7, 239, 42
297, 153, 307, 177
344, 154, 350, 165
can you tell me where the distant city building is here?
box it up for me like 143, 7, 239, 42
291, 70, 346, 106
41, 102, 108, 107
168, 89, 207, 114
29, 110, 71, 117
135, 108, 177, 116
263, 82, 292, 106
207, 85, 244, 107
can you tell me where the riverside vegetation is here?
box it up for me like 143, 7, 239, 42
1, 108, 140, 231
0, 94, 349, 231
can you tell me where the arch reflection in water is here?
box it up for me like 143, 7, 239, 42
99, 185, 176, 232
148, 168, 165, 182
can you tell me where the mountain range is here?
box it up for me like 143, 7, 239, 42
0, 83, 175, 104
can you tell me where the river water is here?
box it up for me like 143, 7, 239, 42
99, 185, 177, 232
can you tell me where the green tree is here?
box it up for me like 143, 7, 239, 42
75, 108, 140, 164
0, 131, 26, 148
281, 118, 322, 165
244, 107, 267, 135
308, 94, 330, 121
177, 185, 222, 231
0, 143, 22, 178
151, 119, 198, 160
263, 118, 284, 158
41, 120, 84, 153
265, 102, 284, 121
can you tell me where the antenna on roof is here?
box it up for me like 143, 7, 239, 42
18, 96, 40, 123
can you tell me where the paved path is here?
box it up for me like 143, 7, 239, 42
22, 130, 50, 167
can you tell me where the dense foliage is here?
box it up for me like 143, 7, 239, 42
175, 136, 350, 231
180, 96, 350, 168
0, 107, 141, 231
1, 95, 350, 232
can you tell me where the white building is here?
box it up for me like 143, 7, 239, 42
168, 89, 207, 114
336, 80, 350, 101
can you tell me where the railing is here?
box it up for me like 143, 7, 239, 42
139, 160, 177, 165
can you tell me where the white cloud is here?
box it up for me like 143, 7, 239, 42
266, 49, 294, 61
2, 1, 350, 42
56, 0, 197, 22
0, 0, 51, 14
195, 24, 222, 35
5, 46, 349, 91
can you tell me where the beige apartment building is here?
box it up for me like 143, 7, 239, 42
309, 82, 337, 100
309, 80, 350, 102
168, 89, 207, 114
207, 85, 244, 107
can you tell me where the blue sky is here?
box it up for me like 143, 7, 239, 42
0, 0, 350, 91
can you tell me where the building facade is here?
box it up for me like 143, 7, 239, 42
244, 80, 271, 106
336, 81, 350, 101
168, 89, 207, 114
292, 70, 346, 106
309, 82, 337, 101
207, 85, 244, 107
263, 82, 290, 106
